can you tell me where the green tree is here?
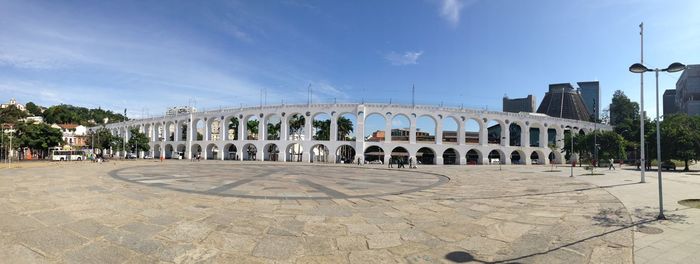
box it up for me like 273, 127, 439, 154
246, 119, 259, 139
288, 114, 305, 139
337, 116, 354, 140
313, 119, 330, 140
651, 114, 700, 171
127, 128, 150, 154
267, 122, 281, 140
42, 104, 126, 125
228, 117, 239, 140
25, 102, 43, 116
0, 105, 27, 124
13, 122, 63, 158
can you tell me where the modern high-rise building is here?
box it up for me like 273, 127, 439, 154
536, 83, 591, 121
577, 81, 600, 121
663, 89, 678, 117
502, 95, 536, 113
676, 64, 700, 116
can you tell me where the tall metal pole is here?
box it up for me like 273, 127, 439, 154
654, 69, 666, 220
639, 22, 646, 183
593, 99, 597, 167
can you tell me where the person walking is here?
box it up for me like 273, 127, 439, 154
608, 158, 615, 170
409, 157, 413, 169
388, 157, 393, 168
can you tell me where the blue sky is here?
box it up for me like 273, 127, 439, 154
1, 0, 699, 125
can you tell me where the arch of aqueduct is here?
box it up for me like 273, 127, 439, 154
100, 103, 611, 165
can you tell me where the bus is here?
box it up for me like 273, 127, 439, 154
50, 150, 86, 161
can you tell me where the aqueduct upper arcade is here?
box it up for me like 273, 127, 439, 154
101, 103, 611, 165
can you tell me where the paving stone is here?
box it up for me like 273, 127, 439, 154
303, 236, 337, 255
367, 233, 402, 249
64, 241, 136, 264
14, 227, 88, 257
336, 236, 367, 251
349, 250, 400, 264
0, 213, 45, 233
30, 210, 75, 226
203, 231, 257, 253
120, 222, 164, 237
252, 235, 303, 260
160, 221, 212, 242
62, 218, 111, 238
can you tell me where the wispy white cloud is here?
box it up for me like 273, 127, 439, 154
438, 0, 477, 26
384, 51, 424, 66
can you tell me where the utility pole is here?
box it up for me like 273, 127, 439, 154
412, 84, 415, 107
123, 109, 127, 159
639, 22, 646, 183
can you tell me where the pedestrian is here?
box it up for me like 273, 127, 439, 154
388, 157, 393, 168
357, 158, 360, 165
409, 157, 413, 169
608, 158, 615, 170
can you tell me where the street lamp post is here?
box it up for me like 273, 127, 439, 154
629, 62, 686, 220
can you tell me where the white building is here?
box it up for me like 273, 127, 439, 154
51, 124, 88, 149
1, 98, 26, 112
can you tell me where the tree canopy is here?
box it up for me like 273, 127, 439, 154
0, 105, 27, 124
648, 114, 700, 171
13, 122, 63, 153
127, 128, 150, 153
41, 104, 127, 125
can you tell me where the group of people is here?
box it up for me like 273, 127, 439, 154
388, 157, 417, 169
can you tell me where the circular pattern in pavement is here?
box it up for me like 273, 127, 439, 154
109, 164, 449, 199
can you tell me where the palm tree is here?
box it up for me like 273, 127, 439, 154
288, 114, 305, 140
337, 116, 354, 141
267, 122, 281, 140
247, 119, 259, 140
313, 120, 330, 140
228, 117, 239, 140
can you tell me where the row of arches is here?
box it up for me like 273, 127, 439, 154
136, 112, 590, 149
151, 142, 562, 165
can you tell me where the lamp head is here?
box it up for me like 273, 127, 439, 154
666, 62, 686, 73
629, 63, 649, 73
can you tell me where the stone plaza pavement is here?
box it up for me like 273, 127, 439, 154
573, 164, 700, 264
0, 160, 667, 263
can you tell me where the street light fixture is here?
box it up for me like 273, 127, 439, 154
629, 61, 686, 220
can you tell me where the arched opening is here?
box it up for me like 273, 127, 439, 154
547, 128, 558, 146
206, 144, 219, 160
164, 144, 173, 159
208, 118, 222, 141
530, 151, 540, 165
193, 119, 205, 141
167, 122, 176, 141
364, 113, 385, 142
224, 143, 238, 160
442, 148, 458, 165
153, 144, 161, 159
245, 115, 260, 140
486, 120, 502, 144
510, 150, 523, 165
549, 150, 562, 164
416, 147, 435, 165
179, 121, 188, 141
266, 114, 281, 140
509, 123, 522, 146
337, 113, 356, 141
391, 146, 409, 164
364, 146, 384, 164
465, 118, 480, 144
226, 116, 239, 140
530, 126, 540, 147
286, 143, 303, 162
391, 115, 410, 141
467, 149, 481, 165
311, 144, 329, 162
176, 144, 186, 159
488, 150, 504, 164
336, 145, 356, 163
243, 143, 257, 160
312, 113, 331, 141
287, 113, 306, 141
442, 117, 459, 144
191, 144, 202, 159
416, 115, 436, 143
264, 143, 279, 161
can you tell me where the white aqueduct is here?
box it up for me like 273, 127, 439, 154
100, 103, 611, 165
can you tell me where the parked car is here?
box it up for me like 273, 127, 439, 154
660, 161, 676, 171
126, 153, 138, 159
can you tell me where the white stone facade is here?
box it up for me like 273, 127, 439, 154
100, 103, 611, 165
